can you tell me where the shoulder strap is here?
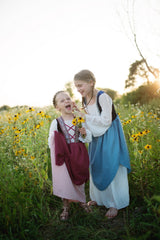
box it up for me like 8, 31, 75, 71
57, 117, 71, 143
56, 117, 79, 143
97, 90, 117, 121
56, 119, 63, 133
97, 90, 104, 113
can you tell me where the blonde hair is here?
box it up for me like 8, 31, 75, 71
74, 70, 96, 109
53, 91, 67, 107
74, 69, 96, 85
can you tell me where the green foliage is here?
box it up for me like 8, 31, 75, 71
116, 103, 160, 200
121, 81, 160, 105
97, 87, 118, 100
0, 103, 160, 239
125, 59, 145, 88
64, 81, 74, 98
125, 59, 160, 88
0, 105, 11, 111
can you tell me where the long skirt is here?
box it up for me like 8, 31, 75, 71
90, 165, 130, 209
50, 134, 86, 203
89, 115, 130, 209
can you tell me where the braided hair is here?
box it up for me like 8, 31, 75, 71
74, 69, 96, 109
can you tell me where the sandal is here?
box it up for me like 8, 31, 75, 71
80, 202, 92, 213
87, 201, 97, 206
60, 206, 69, 221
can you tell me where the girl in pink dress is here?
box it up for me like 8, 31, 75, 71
48, 91, 92, 220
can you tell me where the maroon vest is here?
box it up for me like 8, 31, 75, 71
54, 117, 89, 185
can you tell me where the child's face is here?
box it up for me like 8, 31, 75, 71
74, 80, 94, 97
55, 92, 73, 114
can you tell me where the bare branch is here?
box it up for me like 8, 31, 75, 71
133, 33, 157, 78
120, 0, 158, 79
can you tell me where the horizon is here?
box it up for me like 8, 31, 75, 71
0, 0, 160, 108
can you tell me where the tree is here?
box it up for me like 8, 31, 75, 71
122, 80, 160, 105
116, 0, 160, 87
0, 105, 10, 111
125, 59, 160, 88
64, 81, 74, 98
97, 87, 118, 100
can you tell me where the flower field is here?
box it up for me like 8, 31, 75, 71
0, 103, 160, 240
117, 103, 160, 199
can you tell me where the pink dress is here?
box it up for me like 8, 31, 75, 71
48, 119, 92, 203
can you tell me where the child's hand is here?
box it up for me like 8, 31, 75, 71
79, 127, 86, 138
72, 102, 80, 112
72, 102, 85, 118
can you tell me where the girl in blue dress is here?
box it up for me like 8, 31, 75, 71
73, 69, 131, 219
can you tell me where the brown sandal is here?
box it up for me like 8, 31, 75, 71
80, 203, 92, 213
87, 201, 97, 206
60, 206, 69, 221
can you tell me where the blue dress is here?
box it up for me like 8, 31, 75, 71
85, 91, 131, 209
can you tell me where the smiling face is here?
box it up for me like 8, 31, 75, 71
54, 91, 73, 115
74, 69, 96, 98
74, 79, 94, 98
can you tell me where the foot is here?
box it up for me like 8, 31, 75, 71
80, 203, 92, 213
60, 206, 69, 221
105, 208, 118, 219
87, 201, 97, 206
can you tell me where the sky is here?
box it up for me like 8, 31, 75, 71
0, 0, 160, 107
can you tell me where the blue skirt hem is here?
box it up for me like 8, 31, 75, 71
89, 116, 131, 191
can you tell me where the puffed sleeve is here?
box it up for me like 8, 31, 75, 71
85, 93, 112, 137
48, 119, 58, 148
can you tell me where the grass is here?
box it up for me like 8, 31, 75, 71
0, 103, 160, 240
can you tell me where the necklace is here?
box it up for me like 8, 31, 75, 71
81, 93, 93, 113
85, 94, 93, 106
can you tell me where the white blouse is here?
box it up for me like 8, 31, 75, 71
85, 93, 112, 137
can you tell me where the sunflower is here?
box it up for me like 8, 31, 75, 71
72, 118, 77, 126
144, 144, 152, 150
